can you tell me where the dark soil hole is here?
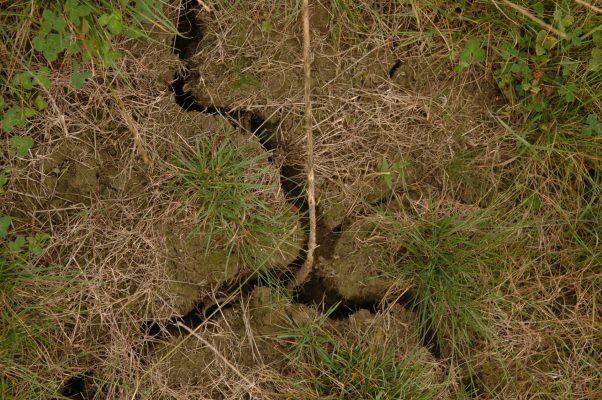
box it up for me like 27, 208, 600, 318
388, 60, 402, 78
247, 113, 276, 153
586, 165, 599, 185
279, 164, 307, 209
141, 297, 210, 339
171, 74, 212, 112
314, 219, 342, 260
174, 0, 203, 59
61, 372, 92, 400
295, 276, 378, 318
418, 321, 443, 359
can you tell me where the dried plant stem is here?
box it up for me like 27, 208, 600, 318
111, 90, 152, 167
498, 0, 568, 39
291, 0, 315, 289
175, 323, 256, 389
574, 0, 602, 14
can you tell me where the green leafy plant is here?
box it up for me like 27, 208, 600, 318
582, 114, 602, 136
0, 215, 53, 397
377, 158, 407, 190
8, 135, 34, 157
0, 215, 11, 238
0, 171, 8, 195
456, 38, 485, 72
0, 0, 175, 142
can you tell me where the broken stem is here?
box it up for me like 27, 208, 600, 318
498, 0, 568, 39
290, 0, 315, 289
111, 90, 152, 167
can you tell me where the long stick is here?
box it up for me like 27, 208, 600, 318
291, 0, 316, 288
574, 0, 602, 14
498, 0, 568, 39
112, 90, 152, 167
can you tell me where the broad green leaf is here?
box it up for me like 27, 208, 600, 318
28, 233, 49, 255
568, 30, 583, 46
466, 39, 486, 62
456, 38, 485, 72
0, 170, 8, 194
558, 83, 576, 102
0, 215, 11, 238
582, 114, 602, 136
40, 10, 65, 33
593, 32, 602, 48
261, 20, 273, 33
33, 33, 68, 62
126, 26, 144, 39
67, 41, 81, 55
34, 95, 48, 111
32, 35, 46, 52
378, 159, 392, 189
2, 107, 36, 133
98, 42, 122, 65
527, 192, 541, 210
535, 30, 557, 56
99, 11, 123, 35
561, 15, 574, 28
81, 19, 90, 35
589, 48, 602, 72
12, 72, 34, 91
13, 70, 51, 90
561, 59, 577, 77
35, 67, 51, 88
8, 236, 26, 253
392, 160, 407, 178
70, 62, 92, 89
510, 61, 530, 77
65, 0, 92, 25
9, 135, 34, 157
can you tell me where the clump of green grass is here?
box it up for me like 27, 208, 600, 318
385, 210, 512, 361
171, 132, 298, 269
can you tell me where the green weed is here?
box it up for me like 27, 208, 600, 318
0, 0, 174, 141
377, 157, 407, 191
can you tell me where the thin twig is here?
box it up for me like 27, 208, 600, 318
111, 90, 152, 167
196, 0, 213, 13
175, 322, 257, 389
574, 0, 602, 14
290, 0, 316, 289
498, 0, 568, 39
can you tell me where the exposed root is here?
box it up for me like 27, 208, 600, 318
290, 0, 316, 289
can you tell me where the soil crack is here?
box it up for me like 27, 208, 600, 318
145, 0, 444, 364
